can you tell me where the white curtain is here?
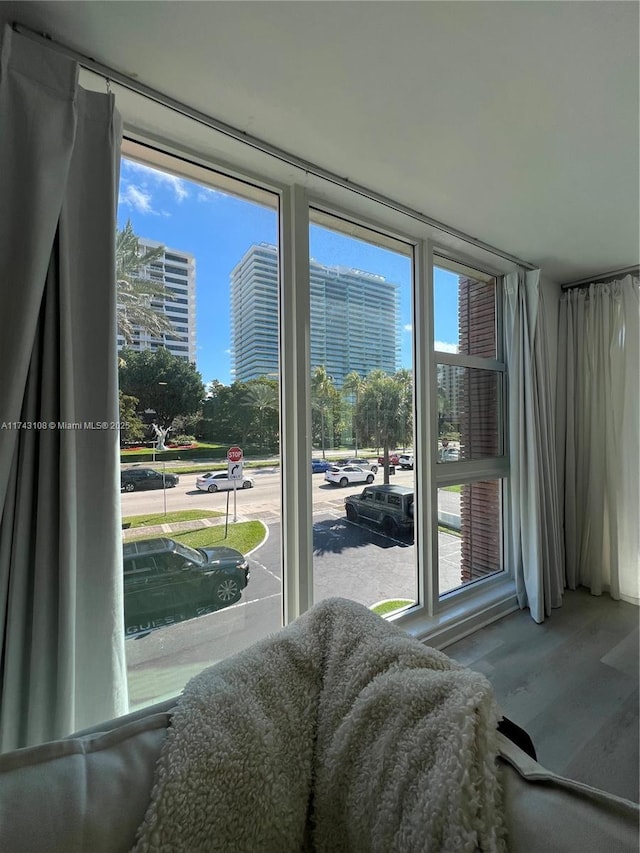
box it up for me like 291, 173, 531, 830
0, 25, 128, 750
504, 270, 565, 622
558, 275, 640, 604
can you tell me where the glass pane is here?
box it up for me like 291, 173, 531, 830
436, 365, 501, 460
438, 480, 502, 595
118, 154, 282, 710
309, 213, 416, 616
434, 264, 496, 358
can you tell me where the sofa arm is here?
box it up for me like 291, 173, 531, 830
0, 709, 171, 853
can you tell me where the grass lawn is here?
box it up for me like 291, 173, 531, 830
123, 509, 222, 528
442, 484, 462, 493
124, 520, 266, 555
172, 521, 266, 554
371, 599, 413, 616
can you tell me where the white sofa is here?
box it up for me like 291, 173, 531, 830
0, 696, 637, 852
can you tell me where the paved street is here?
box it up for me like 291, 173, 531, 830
120, 465, 461, 528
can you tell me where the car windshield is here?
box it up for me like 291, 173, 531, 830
172, 541, 204, 564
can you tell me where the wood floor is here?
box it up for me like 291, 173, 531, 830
444, 587, 639, 803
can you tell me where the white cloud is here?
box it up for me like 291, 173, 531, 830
435, 341, 458, 353
122, 160, 189, 202
404, 323, 413, 333
119, 185, 154, 214
197, 187, 225, 204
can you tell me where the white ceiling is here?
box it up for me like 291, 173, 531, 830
1, 1, 638, 284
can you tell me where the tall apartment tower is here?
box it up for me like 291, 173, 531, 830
230, 243, 400, 386
117, 238, 197, 363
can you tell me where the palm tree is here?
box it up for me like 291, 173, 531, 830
394, 367, 414, 450
354, 370, 406, 484
242, 381, 279, 449
116, 220, 175, 344
311, 366, 335, 459
342, 370, 364, 455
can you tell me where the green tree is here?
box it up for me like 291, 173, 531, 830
119, 347, 205, 430
395, 367, 414, 450
242, 381, 279, 450
311, 366, 337, 458
354, 370, 409, 484
342, 371, 365, 454
118, 390, 145, 446
116, 220, 175, 344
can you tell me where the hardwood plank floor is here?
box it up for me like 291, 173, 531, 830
444, 587, 639, 802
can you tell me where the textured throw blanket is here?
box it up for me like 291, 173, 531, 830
132, 598, 506, 853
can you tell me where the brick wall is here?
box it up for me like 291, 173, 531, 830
458, 276, 501, 584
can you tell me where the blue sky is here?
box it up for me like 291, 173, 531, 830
118, 159, 458, 383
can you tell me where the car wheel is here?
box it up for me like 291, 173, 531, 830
123, 482, 135, 492
214, 578, 240, 605
242, 480, 252, 489
208, 483, 218, 493
382, 516, 398, 537
345, 504, 358, 522
339, 477, 348, 487
366, 474, 374, 484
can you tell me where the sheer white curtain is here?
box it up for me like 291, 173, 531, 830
504, 270, 565, 622
558, 275, 640, 604
0, 25, 127, 750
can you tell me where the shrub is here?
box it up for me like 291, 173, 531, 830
172, 434, 196, 446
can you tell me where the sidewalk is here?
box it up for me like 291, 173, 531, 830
122, 516, 242, 540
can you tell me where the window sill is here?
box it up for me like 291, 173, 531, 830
390, 575, 518, 651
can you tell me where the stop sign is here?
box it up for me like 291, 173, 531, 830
227, 446, 243, 463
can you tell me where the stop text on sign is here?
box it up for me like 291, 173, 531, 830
227, 446, 243, 463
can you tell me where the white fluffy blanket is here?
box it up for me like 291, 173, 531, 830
132, 598, 506, 853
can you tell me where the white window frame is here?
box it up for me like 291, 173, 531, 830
118, 129, 519, 649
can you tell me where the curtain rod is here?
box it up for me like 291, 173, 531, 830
561, 265, 639, 290
12, 21, 536, 272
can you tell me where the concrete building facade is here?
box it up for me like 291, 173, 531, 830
117, 238, 197, 363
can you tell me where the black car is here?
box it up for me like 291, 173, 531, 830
121, 467, 179, 492
123, 537, 250, 636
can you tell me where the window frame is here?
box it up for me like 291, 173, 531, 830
117, 131, 518, 651
429, 245, 510, 610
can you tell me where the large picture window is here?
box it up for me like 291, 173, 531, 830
113, 139, 512, 710
118, 144, 283, 709
308, 211, 416, 616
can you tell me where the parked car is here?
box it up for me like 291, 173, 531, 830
324, 465, 376, 487
335, 457, 379, 473
123, 537, 250, 636
398, 453, 414, 469
377, 452, 401, 466
344, 484, 414, 537
121, 467, 179, 493
311, 458, 332, 473
196, 471, 255, 492
440, 448, 460, 461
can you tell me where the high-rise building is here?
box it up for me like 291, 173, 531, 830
117, 238, 196, 363
230, 243, 400, 386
